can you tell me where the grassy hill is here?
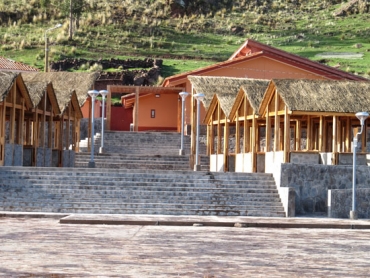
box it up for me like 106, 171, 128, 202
0, 0, 369, 80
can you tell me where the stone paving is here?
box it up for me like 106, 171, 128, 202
0, 217, 370, 277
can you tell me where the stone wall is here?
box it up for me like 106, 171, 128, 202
328, 188, 370, 219
279, 163, 370, 215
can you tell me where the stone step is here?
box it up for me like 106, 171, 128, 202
0, 205, 286, 217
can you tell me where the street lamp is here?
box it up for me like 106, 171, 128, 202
44, 23, 62, 72
88, 90, 99, 168
179, 91, 189, 155
350, 111, 369, 220
194, 93, 205, 171
99, 90, 109, 154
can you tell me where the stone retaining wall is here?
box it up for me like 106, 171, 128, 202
279, 163, 370, 215
328, 188, 370, 219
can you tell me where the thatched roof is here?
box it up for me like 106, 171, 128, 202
21, 72, 99, 109
0, 71, 18, 102
189, 76, 269, 118
24, 81, 48, 107
270, 79, 370, 113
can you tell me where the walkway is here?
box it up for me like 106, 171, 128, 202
0, 214, 369, 277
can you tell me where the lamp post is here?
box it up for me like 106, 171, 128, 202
44, 23, 62, 72
88, 90, 99, 168
194, 93, 205, 171
350, 111, 369, 220
99, 90, 109, 154
179, 91, 189, 155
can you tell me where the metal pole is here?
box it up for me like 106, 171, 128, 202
179, 92, 189, 155
352, 136, 357, 217
88, 90, 99, 168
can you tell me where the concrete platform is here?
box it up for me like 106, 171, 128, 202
1, 211, 370, 229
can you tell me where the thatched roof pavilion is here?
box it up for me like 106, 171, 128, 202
21, 72, 99, 109
259, 79, 370, 168
260, 79, 370, 115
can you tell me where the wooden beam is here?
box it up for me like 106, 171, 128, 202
67, 104, 71, 151
0, 102, 5, 165
284, 106, 290, 163
10, 83, 16, 144
134, 87, 139, 131
209, 114, 214, 155
306, 116, 311, 150
345, 117, 350, 152
48, 106, 53, 149
19, 98, 25, 145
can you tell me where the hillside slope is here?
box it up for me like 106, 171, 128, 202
0, 0, 369, 78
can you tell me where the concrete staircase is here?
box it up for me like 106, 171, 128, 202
0, 131, 286, 217
76, 131, 209, 171
0, 167, 286, 217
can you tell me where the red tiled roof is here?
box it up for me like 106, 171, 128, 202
0, 57, 39, 72
162, 39, 368, 87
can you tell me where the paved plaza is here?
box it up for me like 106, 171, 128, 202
0, 216, 370, 277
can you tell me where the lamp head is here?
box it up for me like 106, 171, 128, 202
99, 90, 109, 97
356, 111, 369, 126
88, 90, 99, 99
179, 91, 189, 100
194, 93, 205, 102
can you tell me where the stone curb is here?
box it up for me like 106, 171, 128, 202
1, 212, 370, 229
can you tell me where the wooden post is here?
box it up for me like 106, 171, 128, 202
10, 84, 16, 144
251, 112, 257, 172
235, 110, 240, 154
319, 116, 323, 152
295, 120, 301, 151
190, 87, 196, 158
217, 104, 221, 154
223, 118, 229, 172
48, 106, 53, 149
107, 85, 112, 131
66, 104, 71, 150
332, 116, 338, 164
209, 114, 214, 155
19, 98, 25, 146
307, 116, 311, 150
362, 121, 367, 153
266, 104, 271, 152
283, 107, 290, 163
274, 92, 279, 152
243, 95, 249, 153
345, 117, 350, 152
59, 118, 63, 166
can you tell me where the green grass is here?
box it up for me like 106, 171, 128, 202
0, 0, 369, 78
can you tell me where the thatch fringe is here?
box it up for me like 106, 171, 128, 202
0, 72, 18, 102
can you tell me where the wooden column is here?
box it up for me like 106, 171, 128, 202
361, 121, 367, 153
251, 113, 257, 172
75, 119, 81, 152
10, 84, 16, 144
266, 104, 271, 152
319, 116, 323, 152
345, 117, 350, 152
66, 104, 71, 150
306, 116, 312, 150
283, 107, 290, 163
223, 119, 229, 172
209, 114, 214, 155
235, 111, 240, 154
59, 118, 63, 166
332, 116, 338, 164
274, 92, 279, 152
295, 120, 301, 151
243, 96, 249, 153
48, 107, 53, 149
217, 104, 221, 154
19, 98, 25, 145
